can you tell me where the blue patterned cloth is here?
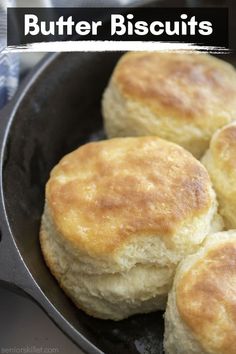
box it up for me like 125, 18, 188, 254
0, 0, 19, 109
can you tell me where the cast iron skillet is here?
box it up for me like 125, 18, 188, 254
0, 52, 165, 354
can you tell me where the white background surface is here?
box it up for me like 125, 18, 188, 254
0, 287, 82, 353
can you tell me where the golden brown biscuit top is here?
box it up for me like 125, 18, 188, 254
177, 241, 236, 354
47, 137, 212, 255
210, 122, 236, 172
113, 52, 236, 122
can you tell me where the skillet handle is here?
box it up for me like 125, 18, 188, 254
0, 103, 34, 296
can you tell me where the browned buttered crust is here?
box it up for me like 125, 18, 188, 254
46, 136, 212, 256
112, 52, 236, 122
209, 122, 236, 172
201, 122, 236, 229
177, 241, 236, 354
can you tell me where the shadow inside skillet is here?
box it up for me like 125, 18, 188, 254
2, 52, 165, 354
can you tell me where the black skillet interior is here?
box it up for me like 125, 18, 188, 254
2, 52, 165, 354
3, 50, 236, 354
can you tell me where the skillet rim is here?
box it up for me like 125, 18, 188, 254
0, 52, 105, 354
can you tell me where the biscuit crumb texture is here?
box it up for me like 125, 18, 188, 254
40, 137, 223, 320
202, 122, 236, 229
103, 52, 236, 158
164, 231, 236, 354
